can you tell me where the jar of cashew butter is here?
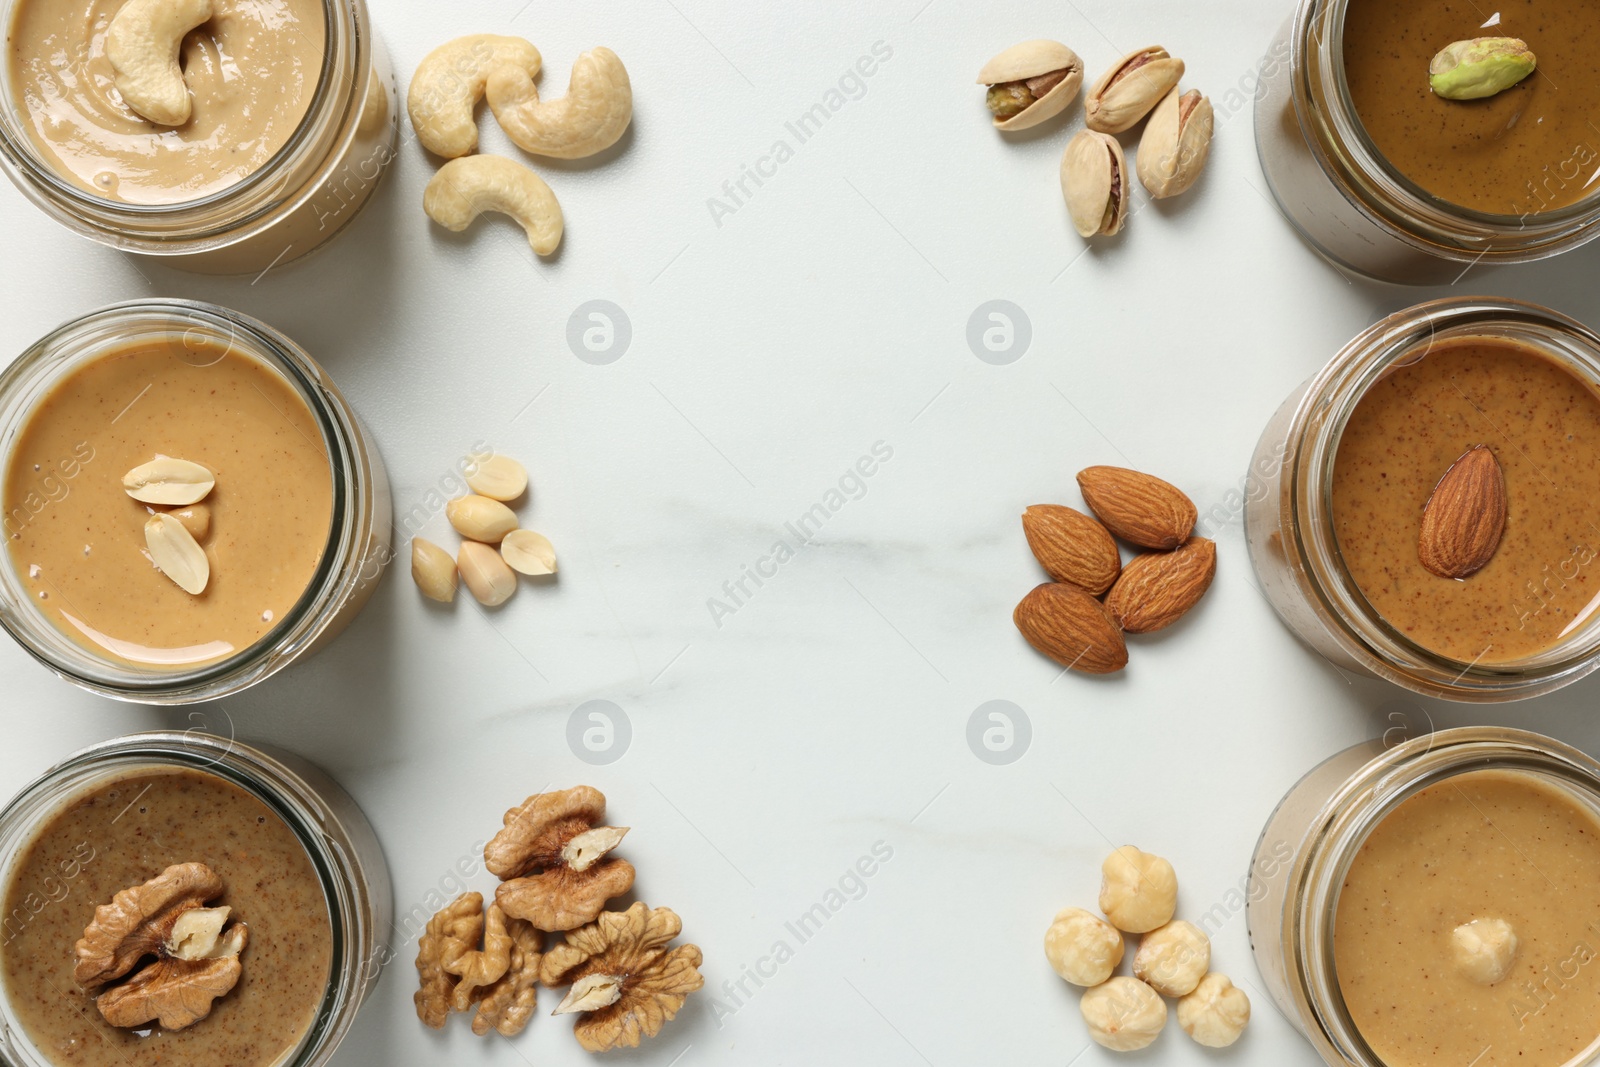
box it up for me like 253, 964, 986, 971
1255, 0, 1600, 283
0, 731, 391, 1067
1245, 297, 1600, 702
1249, 728, 1600, 1067
0, 301, 391, 702
0, 0, 396, 273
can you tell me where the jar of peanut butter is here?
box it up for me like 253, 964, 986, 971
0, 0, 396, 273
0, 301, 391, 702
1255, 0, 1600, 283
0, 731, 391, 1067
1248, 728, 1600, 1067
1245, 297, 1600, 701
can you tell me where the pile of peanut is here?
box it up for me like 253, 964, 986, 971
410, 451, 557, 607
1045, 846, 1250, 1051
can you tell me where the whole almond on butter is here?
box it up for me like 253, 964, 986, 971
1014, 583, 1128, 674
1106, 537, 1217, 633
1077, 467, 1197, 550
1418, 445, 1507, 580
1022, 505, 1121, 595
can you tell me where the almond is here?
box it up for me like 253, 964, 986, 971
1013, 583, 1128, 674
1022, 505, 1121, 595
1105, 537, 1217, 633
1418, 445, 1507, 580
1077, 466, 1197, 550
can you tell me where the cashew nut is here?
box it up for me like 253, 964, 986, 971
105, 0, 213, 126
486, 47, 632, 159
407, 34, 543, 158
424, 155, 564, 255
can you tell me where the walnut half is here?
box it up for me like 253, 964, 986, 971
487, 786, 635, 932
541, 902, 704, 1052
73, 863, 249, 1031
414, 891, 543, 1037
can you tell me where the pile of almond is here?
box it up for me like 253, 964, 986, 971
411, 452, 558, 608
1014, 466, 1214, 673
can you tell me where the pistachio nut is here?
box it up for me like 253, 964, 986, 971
1061, 130, 1129, 238
1137, 87, 1214, 199
977, 39, 1084, 131
1085, 46, 1184, 133
1429, 37, 1536, 100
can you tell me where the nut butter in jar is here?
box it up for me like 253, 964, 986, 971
1248, 728, 1600, 1067
1255, 0, 1600, 283
1245, 297, 1600, 702
0, 731, 391, 1067
0, 0, 396, 273
0, 301, 391, 703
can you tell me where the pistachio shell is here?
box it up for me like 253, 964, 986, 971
1061, 130, 1129, 238
1137, 88, 1214, 199
978, 39, 1084, 131
1085, 46, 1184, 133
1429, 37, 1536, 100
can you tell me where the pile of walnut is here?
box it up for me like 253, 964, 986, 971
1014, 466, 1216, 674
1046, 846, 1250, 1051
411, 452, 559, 608
414, 786, 704, 1052
73, 862, 250, 1031
407, 34, 633, 257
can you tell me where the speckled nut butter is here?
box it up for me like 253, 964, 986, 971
1343, 0, 1600, 215
1331, 335, 1600, 664
0, 767, 332, 1066
1336, 769, 1600, 1067
2, 337, 334, 668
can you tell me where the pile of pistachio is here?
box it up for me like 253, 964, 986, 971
978, 40, 1213, 238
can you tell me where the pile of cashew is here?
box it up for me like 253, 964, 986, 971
106, 0, 214, 126
407, 34, 633, 256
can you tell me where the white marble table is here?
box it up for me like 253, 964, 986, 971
5, 0, 1600, 1063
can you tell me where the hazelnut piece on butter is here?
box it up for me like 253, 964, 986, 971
1452, 917, 1518, 984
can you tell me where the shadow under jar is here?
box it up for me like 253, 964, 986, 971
1255, 0, 1600, 284
0, 731, 391, 1067
0, 0, 396, 274
1245, 297, 1600, 701
0, 301, 391, 703
1248, 728, 1600, 1067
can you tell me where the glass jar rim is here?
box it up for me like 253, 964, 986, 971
0, 0, 368, 247
0, 300, 359, 701
1291, 0, 1600, 255
0, 731, 376, 1067
1281, 296, 1600, 699
1285, 728, 1600, 1067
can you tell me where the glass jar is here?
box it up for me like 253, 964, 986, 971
1247, 727, 1600, 1067
0, 300, 392, 703
1244, 296, 1600, 702
0, 0, 396, 274
1254, 0, 1600, 284
0, 731, 391, 1067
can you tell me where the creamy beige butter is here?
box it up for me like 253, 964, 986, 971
7, 0, 326, 204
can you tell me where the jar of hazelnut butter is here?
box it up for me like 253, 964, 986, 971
0, 0, 396, 273
1246, 297, 1600, 701
0, 731, 391, 1067
0, 301, 391, 703
1249, 728, 1600, 1067
1255, 0, 1600, 283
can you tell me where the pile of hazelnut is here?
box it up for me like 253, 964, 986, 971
1044, 846, 1250, 1051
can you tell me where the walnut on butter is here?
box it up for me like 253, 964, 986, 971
540, 902, 704, 1052
487, 785, 635, 932
73, 862, 249, 1031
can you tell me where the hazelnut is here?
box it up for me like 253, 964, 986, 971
1133, 920, 1210, 997
1080, 976, 1167, 1051
1452, 918, 1517, 984
1044, 907, 1124, 987
1098, 846, 1178, 933
1177, 972, 1250, 1048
